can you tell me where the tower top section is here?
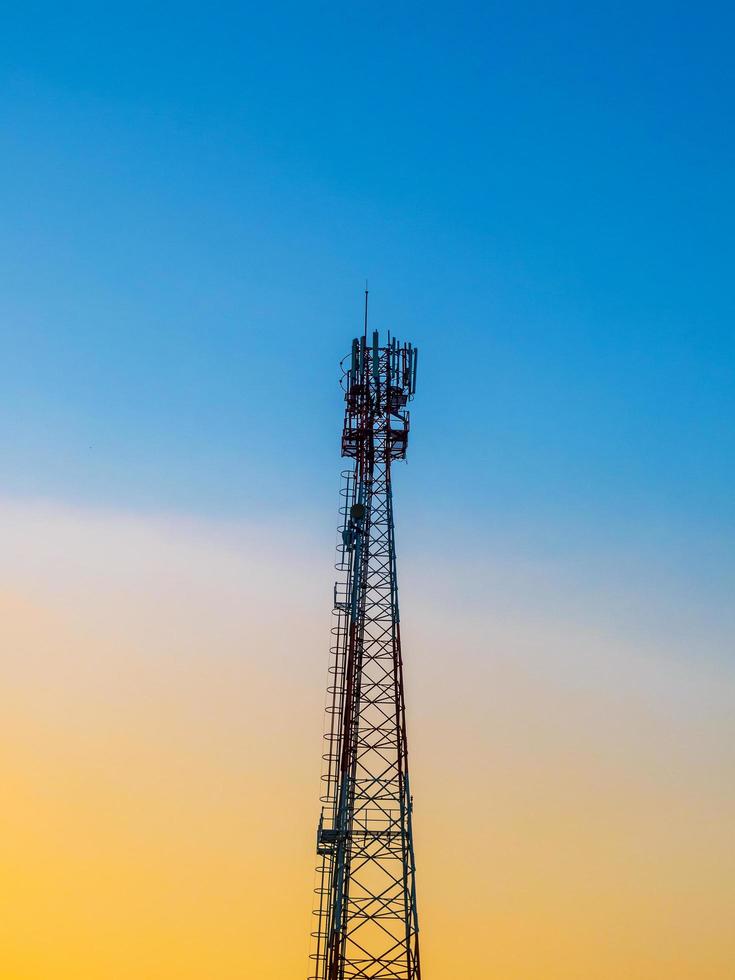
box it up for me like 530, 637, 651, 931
340, 331, 418, 461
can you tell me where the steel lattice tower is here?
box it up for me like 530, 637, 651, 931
308, 295, 421, 980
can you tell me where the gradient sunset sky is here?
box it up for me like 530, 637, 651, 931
2, 4, 734, 979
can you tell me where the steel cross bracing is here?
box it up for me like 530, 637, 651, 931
308, 319, 421, 980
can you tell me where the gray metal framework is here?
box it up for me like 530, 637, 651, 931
308, 298, 421, 980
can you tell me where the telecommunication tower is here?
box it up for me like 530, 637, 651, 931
308, 293, 421, 980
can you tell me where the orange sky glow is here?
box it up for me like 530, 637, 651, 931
1, 500, 733, 979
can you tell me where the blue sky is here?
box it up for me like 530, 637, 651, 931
2, 3, 734, 616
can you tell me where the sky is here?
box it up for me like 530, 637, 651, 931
1, 4, 734, 978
